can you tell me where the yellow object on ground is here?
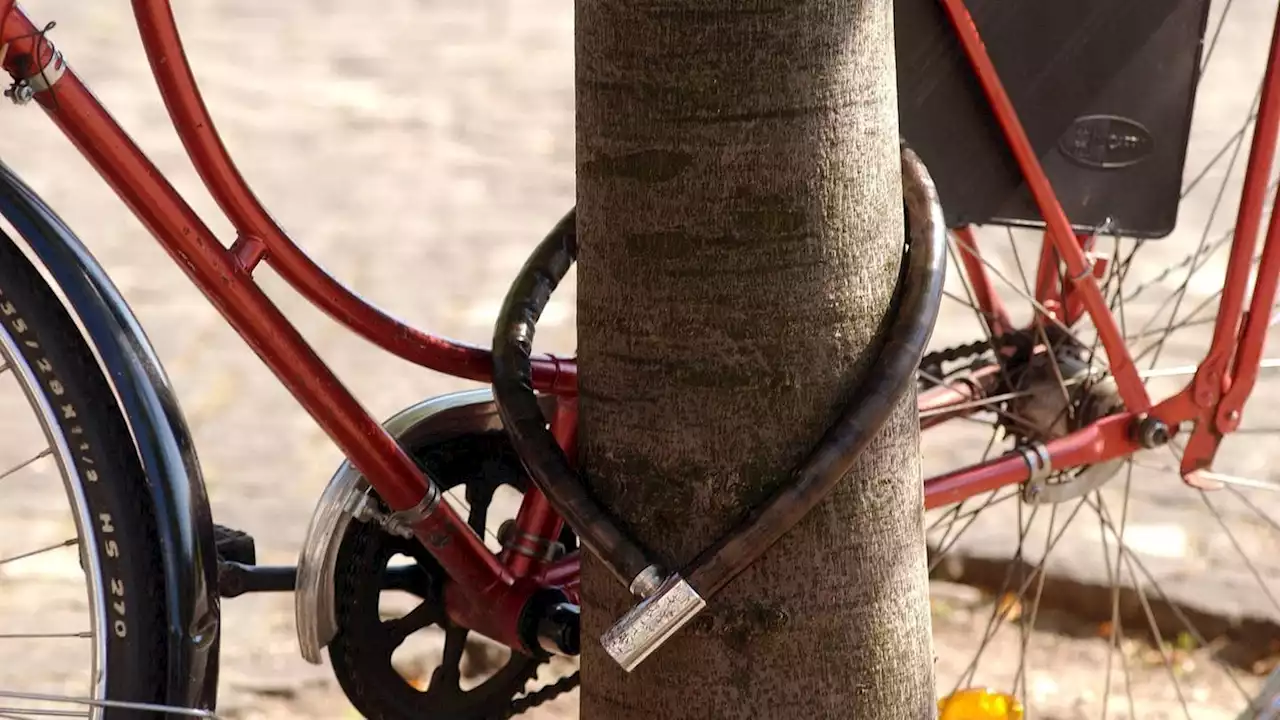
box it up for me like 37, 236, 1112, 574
937, 688, 1025, 720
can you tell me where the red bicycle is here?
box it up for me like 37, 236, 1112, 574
0, 0, 1277, 718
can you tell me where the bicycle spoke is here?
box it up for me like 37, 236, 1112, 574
0, 633, 90, 640
946, 239, 1000, 340
945, 238, 1027, 413
943, 288, 981, 310
918, 368, 1040, 433
1126, 315, 1213, 348
1227, 486, 1280, 535
1129, 356, 1280, 380
442, 488, 503, 549
1094, 496, 1195, 718
918, 388, 1038, 423
929, 490, 1022, 574
951, 233, 1090, 356
1123, 176, 1279, 332
1120, 228, 1232, 310
1181, 81, 1261, 197
0, 448, 50, 483
1012, 502, 1057, 707
950, 496, 1091, 696
1132, 267, 1280, 369
0, 709, 87, 719
1033, 321, 1077, 428
1089, 494, 1256, 708
929, 487, 1018, 541
1190, 471, 1280, 493
928, 425, 1007, 571
950, 502, 1041, 696
1199, 0, 1239, 70
1198, 490, 1280, 615
1097, 471, 1138, 720
0, 692, 215, 718
1005, 226, 1035, 300
0, 539, 75, 567
1148, 129, 1253, 371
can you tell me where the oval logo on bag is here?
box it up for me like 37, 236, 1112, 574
1058, 115, 1155, 170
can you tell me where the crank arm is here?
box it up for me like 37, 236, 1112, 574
217, 562, 297, 598
219, 561, 426, 599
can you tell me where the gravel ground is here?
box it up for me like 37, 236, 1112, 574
0, 1, 1278, 718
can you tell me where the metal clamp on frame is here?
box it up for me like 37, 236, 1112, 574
382, 482, 442, 539
490, 144, 949, 672
498, 521, 567, 562
2, 32, 65, 105
343, 481, 443, 541
1018, 441, 1054, 503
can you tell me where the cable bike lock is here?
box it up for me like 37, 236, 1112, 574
491, 145, 948, 672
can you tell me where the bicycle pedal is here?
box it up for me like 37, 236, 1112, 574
214, 523, 257, 566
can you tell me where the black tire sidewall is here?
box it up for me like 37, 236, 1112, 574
0, 234, 167, 712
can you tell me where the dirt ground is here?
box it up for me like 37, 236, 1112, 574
1, 0, 1279, 718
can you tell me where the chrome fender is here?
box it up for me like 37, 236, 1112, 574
294, 387, 557, 664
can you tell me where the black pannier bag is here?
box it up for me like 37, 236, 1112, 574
896, 0, 1214, 239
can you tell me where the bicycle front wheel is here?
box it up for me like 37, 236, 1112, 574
0, 229, 171, 717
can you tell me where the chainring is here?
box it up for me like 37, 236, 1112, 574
327, 430, 578, 720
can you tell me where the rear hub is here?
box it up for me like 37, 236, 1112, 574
1002, 337, 1127, 504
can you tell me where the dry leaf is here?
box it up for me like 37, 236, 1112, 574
1253, 655, 1280, 676
996, 592, 1023, 623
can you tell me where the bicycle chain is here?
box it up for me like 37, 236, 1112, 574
919, 329, 1027, 373
503, 668, 582, 718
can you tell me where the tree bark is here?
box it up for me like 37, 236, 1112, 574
575, 1, 935, 718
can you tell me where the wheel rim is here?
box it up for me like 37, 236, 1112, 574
0, 307, 108, 716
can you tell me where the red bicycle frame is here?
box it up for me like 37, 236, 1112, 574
0, 0, 1277, 650
0, 1, 578, 650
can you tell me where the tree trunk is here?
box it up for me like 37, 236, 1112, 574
574, 1, 935, 718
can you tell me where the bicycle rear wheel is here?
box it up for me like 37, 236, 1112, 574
922, 1, 1280, 715
0, 229, 170, 717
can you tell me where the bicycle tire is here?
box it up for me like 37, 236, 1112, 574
0, 228, 169, 716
